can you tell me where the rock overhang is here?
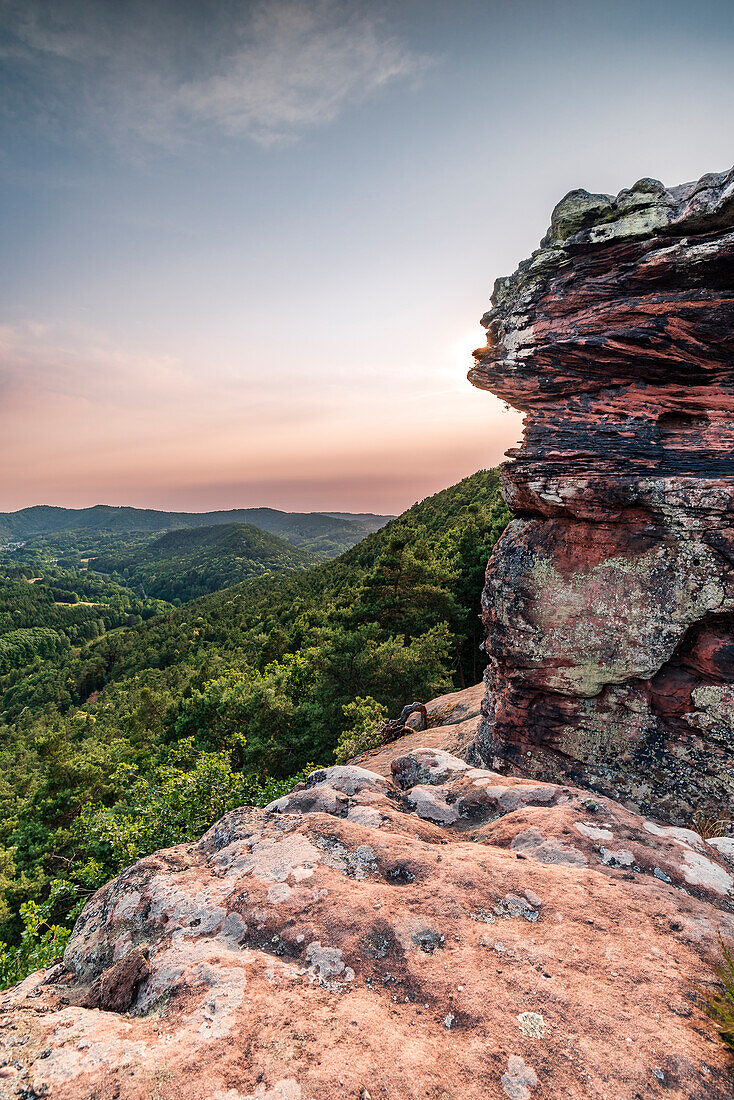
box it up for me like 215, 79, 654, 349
468, 165, 734, 823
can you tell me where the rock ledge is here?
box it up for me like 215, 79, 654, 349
2, 751, 733, 1099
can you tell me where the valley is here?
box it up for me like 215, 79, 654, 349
0, 470, 509, 979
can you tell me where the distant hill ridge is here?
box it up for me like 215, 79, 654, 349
0, 504, 393, 555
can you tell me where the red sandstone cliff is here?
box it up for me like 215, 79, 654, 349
469, 166, 734, 824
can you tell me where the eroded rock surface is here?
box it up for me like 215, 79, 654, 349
468, 165, 734, 822
2, 752, 733, 1099
351, 683, 484, 776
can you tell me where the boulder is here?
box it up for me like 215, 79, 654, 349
350, 683, 485, 776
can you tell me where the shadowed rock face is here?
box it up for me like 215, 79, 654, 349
469, 166, 734, 823
2, 755, 734, 1099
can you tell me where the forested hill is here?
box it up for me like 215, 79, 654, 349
90, 523, 314, 602
0, 504, 393, 558
0, 469, 509, 968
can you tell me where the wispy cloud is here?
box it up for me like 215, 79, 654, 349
0, 320, 184, 405
0, 318, 345, 427
0, 0, 432, 148
175, 1, 430, 144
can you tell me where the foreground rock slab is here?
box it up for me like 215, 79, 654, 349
469, 165, 734, 823
2, 751, 733, 1099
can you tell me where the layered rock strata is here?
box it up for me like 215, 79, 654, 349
469, 166, 734, 822
2, 753, 734, 1099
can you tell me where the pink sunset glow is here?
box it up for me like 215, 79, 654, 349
1, 317, 521, 512
3, 0, 731, 514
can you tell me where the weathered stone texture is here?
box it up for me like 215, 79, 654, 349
2, 754, 734, 1098
469, 166, 734, 823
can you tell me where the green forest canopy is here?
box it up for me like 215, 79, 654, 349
90, 522, 316, 602
0, 469, 509, 972
0, 504, 392, 559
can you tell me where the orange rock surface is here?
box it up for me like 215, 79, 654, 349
2, 744, 733, 1099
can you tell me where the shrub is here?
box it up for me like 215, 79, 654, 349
0, 881, 75, 989
702, 938, 734, 1052
73, 737, 314, 888
692, 809, 732, 841
334, 696, 388, 764
0, 743, 313, 990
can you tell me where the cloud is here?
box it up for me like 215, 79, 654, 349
176, 1, 429, 143
0, 320, 184, 405
0, 0, 432, 148
0, 318, 350, 442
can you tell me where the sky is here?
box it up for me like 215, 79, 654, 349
1, 0, 733, 514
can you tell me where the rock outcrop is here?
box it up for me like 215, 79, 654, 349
2, 751, 734, 1098
352, 683, 484, 775
469, 166, 734, 823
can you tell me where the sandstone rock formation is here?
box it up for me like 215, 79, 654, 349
2, 751, 734, 1098
352, 683, 484, 775
469, 165, 734, 823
